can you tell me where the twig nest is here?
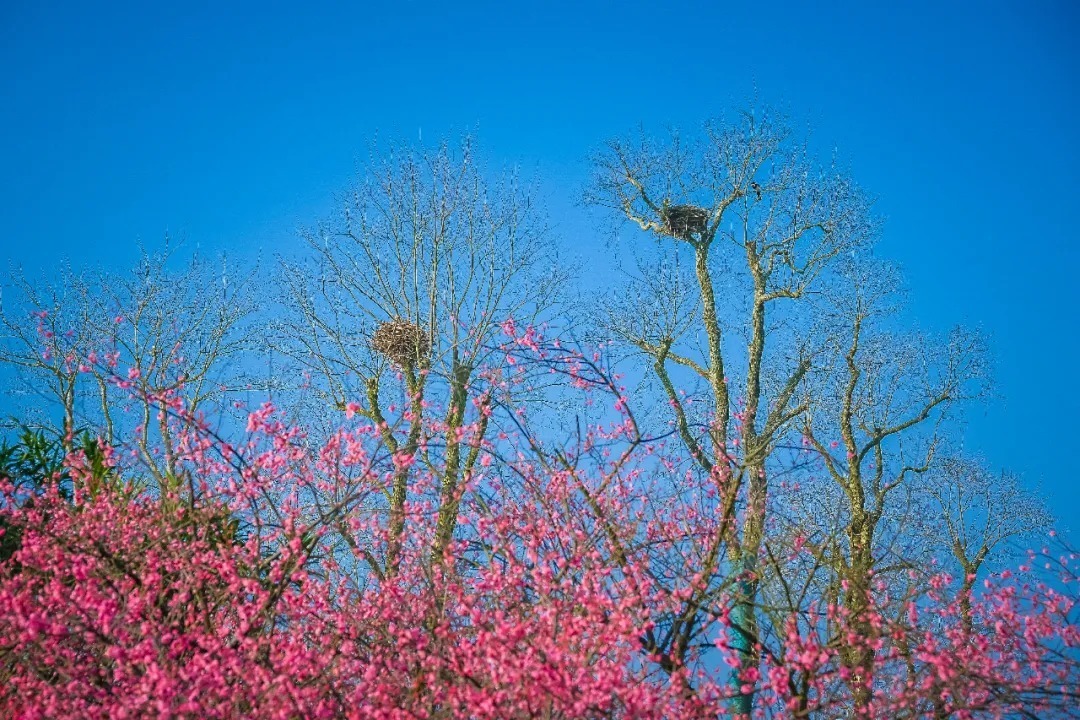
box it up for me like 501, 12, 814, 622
371, 318, 430, 367
661, 204, 709, 239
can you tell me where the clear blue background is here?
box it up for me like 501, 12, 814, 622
1, 1, 1077, 528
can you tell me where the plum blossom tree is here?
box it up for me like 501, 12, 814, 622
0, 345, 1076, 718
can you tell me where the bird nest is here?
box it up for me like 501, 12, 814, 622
371, 319, 430, 367
661, 204, 709, 239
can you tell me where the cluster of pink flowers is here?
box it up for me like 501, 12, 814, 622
0, 472, 694, 718
0, 333, 1077, 718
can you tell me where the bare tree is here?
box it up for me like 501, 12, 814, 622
275, 137, 566, 573
791, 257, 990, 710
585, 107, 877, 712
923, 456, 1052, 625
0, 242, 257, 492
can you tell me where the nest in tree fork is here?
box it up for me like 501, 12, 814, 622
371, 319, 430, 367
661, 204, 709, 238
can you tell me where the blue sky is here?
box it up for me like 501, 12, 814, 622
1, 1, 1077, 527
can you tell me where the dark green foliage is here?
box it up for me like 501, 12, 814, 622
1, 427, 64, 566
0, 427, 71, 499
0, 426, 113, 566
176, 504, 245, 550
0, 514, 21, 567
